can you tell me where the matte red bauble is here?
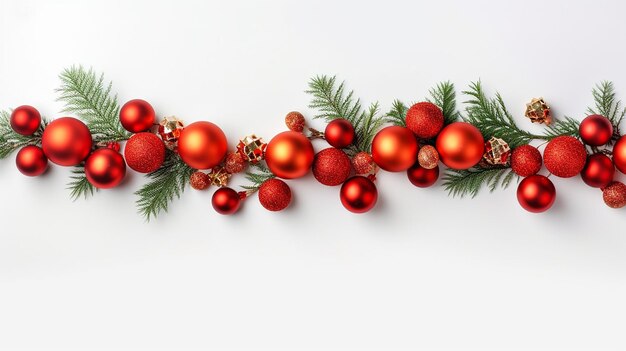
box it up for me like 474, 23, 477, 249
371, 126, 418, 172
211, 187, 241, 215
543, 136, 587, 178
258, 178, 292, 211
124, 132, 166, 173
85, 148, 126, 189
177, 121, 228, 170
265, 131, 314, 179
435, 122, 484, 170
405, 102, 444, 139
613, 135, 626, 174
516, 175, 556, 213
119, 99, 156, 133
340, 176, 378, 213
581, 153, 614, 188
41, 117, 93, 166
312, 148, 352, 186
579, 114, 613, 146
324, 118, 355, 148
407, 163, 439, 188
15, 145, 48, 176
10, 105, 41, 136
510, 145, 542, 177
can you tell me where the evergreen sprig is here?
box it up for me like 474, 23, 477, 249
587, 81, 625, 142
442, 167, 517, 198
427, 81, 460, 125
67, 164, 96, 200
135, 151, 194, 221
0, 110, 48, 159
542, 116, 580, 140
385, 100, 408, 127
241, 162, 276, 193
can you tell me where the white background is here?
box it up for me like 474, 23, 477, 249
1, 0, 626, 350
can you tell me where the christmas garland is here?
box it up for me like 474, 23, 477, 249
3, 65, 626, 220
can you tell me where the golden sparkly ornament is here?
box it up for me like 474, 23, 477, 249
237, 134, 267, 163
483, 136, 511, 166
208, 165, 230, 187
158, 116, 184, 150
525, 98, 552, 125
417, 145, 439, 169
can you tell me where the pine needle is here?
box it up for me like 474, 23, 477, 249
587, 81, 625, 143
442, 167, 517, 198
0, 110, 48, 159
67, 164, 97, 200
384, 99, 407, 127
542, 116, 580, 140
241, 162, 276, 192
427, 81, 460, 125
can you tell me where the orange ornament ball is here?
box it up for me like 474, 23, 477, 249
265, 131, 314, 179
177, 121, 228, 170
42, 117, 93, 166
435, 122, 484, 170
371, 126, 418, 172
613, 135, 626, 174
85, 148, 127, 189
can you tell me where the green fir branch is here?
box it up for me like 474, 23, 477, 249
241, 162, 276, 192
67, 164, 97, 200
442, 167, 517, 198
385, 99, 407, 127
0, 110, 48, 159
427, 81, 460, 125
542, 116, 580, 140
587, 81, 625, 141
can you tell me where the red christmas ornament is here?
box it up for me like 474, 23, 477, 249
285, 111, 305, 132
265, 131, 314, 179
258, 178, 292, 211
407, 163, 439, 188
124, 132, 166, 173
516, 175, 556, 213
224, 152, 246, 174
42, 117, 93, 166
603, 182, 626, 208
119, 99, 155, 133
352, 152, 375, 175
581, 153, 614, 188
212, 187, 241, 215
312, 148, 352, 186
340, 176, 378, 213
190, 171, 210, 190
324, 119, 355, 148
510, 145, 542, 177
405, 102, 444, 139
85, 148, 126, 189
435, 122, 484, 170
15, 145, 48, 176
371, 126, 418, 172
579, 114, 613, 146
177, 121, 228, 169
613, 135, 626, 174
543, 136, 587, 178
10, 105, 41, 136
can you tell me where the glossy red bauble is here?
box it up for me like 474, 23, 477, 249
119, 99, 156, 133
371, 126, 418, 172
613, 135, 626, 174
124, 132, 166, 173
579, 114, 613, 146
41, 117, 93, 166
435, 122, 484, 170
407, 163, 439, 188
85, 148, 127, 189
177, 121, 228, 170
258, 178, 292, 211
265, 131, 315, 179
211, 187, 241, 215
340, 176, 378, 213
10, 105, 41, 136
15, 145, 48, 176
312, 148, 352, 186
543, 136, 587, 178
581, 153, 614, 188
325, 118, 355, 148
516, 175, 556, 213
405, 102, 444, 139
510, 145, 542, 177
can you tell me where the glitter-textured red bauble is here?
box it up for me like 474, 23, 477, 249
119, 99, 155, 133
371, 126, 418, 172
603, 182, 626, 208
352, 151, 375, 175
340, 176, 377, 213
543, 136, 587, 178
265, 131, 314, 179
224, 152, 246, 174
212, 187, 241, 215
10, 105, 41, 136
190, 171, 210, 190
407, 162, 439, 188
42, 117, 93, 166
177, 121, 228, 170
613, 135, 626, 174
258, 178, 292, 211
85, 148, 126, 189
312, 148, 352, 186
124, 132, 166, 173
405, 102, 444, 139
581, 153, 614, 188
510, 145, 542, 177
285, 111, 305, 132
325, 119, 355, 148
435, 122, 484, 170
516, 175, 556, 213
15, 145, 48, 176
579, 114, 613, 146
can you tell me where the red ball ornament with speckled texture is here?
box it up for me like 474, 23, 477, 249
265, 131, 314, 179
371, 126, 418, 172
510, 145, 542, 177
517, 175, 556, 213
124, 132, 166, 173
435, 122, 484, 170
581, 153, 614, 188
85, 148, 127, 189
312, 148, 352, 186
212, 187, 241, 215
177, 121, 228, 170
603, 182, 626, 208
15, 145, 48, 176
340, 176, 378, 213
405, 102, 444, 139
407, 162, 439, 188
579, 114, 613, 146
285, 111, 305, 132
352, 152, 375, 175
258, 178, 292, 211
613, 135, 626, 174
119, 99, 155, 133
10, 105, 41, 136
543, 136, 587, 178
42, 117, 93, 166
324, 119, 355, 148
